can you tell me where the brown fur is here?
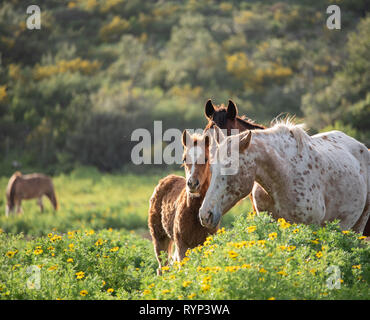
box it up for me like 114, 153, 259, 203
148, 133, 217, 275
5, 172, 58, 216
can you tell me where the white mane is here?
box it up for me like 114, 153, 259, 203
268, 117, 309, 153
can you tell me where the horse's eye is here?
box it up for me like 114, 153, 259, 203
205, 158, 208, 163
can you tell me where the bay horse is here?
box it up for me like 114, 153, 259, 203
199, 121, 369, 234
5, 172, 58, 216
148, 130, 217, 275
204, 99, 271, 213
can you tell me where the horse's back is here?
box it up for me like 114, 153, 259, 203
15, 173, 54, 199
311, 130, 369, 230
149, 174, 185, 207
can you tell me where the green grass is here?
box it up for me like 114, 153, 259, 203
0, 167, 368, 300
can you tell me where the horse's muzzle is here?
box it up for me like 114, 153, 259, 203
187, 179, 200, 193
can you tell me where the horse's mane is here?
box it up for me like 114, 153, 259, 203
269, 116, 309, 153
205, 104, 265, 131
7, 171, 22, 208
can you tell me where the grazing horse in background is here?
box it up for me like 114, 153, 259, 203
203, 99, 270, 213
199, 121, 369, 234
5, 172, 58, 216
148, 130, 217, 275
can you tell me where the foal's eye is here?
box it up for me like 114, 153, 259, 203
205, 158, 208, 163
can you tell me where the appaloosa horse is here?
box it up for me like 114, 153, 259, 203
199, 121, 369, 234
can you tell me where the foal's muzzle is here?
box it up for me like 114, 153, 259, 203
187, 179, 200, 193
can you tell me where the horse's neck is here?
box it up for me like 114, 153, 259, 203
236, 118, 264, 131
249, 132, 292, 197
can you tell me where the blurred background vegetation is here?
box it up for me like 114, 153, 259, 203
0, 0, 369, 175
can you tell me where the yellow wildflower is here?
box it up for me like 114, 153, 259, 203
67, 231, 74, 239
259, 268, 267, 273
48, 265, 58, 271
110, 246, 119, 252
67, 258, 73, 263
182, 280, 192, 288
143, 289, 151, 295
316, 251, 323, 258
201, 284, 210, 291
75, 271, 85, 279
107, 288, 114, 293
95, 238, 104, 246
188, 293, 196, 299
6, 251, 15, 258
257, 240, 266, 247
161, 289, 171, 294
278, 218, 291, 229
228, 250, 238, 259
268, 232, 277, 240
80, 290, 88, 296
246, 225, 257, 233
33, 248, 43, 255
247, 211, 256, 220
352, 265, 361, 269
85, 229, 94, 236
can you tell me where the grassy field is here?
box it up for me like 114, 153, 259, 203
0, 166, 249, 237
0, 167, 368, 300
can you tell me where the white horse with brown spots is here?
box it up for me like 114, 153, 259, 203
199, 121, 370, 234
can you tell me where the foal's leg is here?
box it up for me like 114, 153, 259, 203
38, 197, 44, 213
153, 236, 172, 275
175, 239, 188, 262
252, 184, 273, 214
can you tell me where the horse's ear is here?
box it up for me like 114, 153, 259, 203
227, 100, 238, 120
239, 131, 252, 152
205, 99, 215, 119
204, 134, 210, 147
213, 125, 225, 144
182, 129, 192, 147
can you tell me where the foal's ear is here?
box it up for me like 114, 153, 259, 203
227, 100, 238, 120
239, 131, 252, 152
182, 129, 192, 147
205, 99, 215, 119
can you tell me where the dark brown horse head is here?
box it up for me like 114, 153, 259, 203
204, 99, 265, 135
